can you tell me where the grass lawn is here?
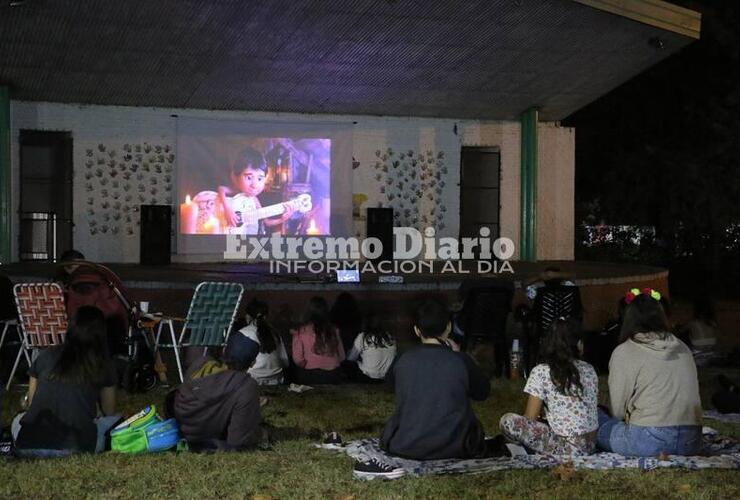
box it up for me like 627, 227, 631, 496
1, 370, 739, 499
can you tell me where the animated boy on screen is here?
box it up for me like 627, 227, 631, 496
218, 147, 294, 235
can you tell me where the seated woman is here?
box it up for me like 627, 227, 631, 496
239, 298, 289, 385
344, 313, 397, 383
12, 306, 119, 455
500, 318, 598, 455
292, 297, 345, 385
598, 289, 703, 457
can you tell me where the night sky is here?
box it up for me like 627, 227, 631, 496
564, 0, 740, 232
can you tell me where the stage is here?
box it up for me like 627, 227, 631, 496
2, 260, 668, 333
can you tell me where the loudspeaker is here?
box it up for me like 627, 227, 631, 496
366, 207, 394, 262
140, 205, 171, 265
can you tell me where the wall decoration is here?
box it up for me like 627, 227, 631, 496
372, 148, 448, 231
84, 143, 174, 237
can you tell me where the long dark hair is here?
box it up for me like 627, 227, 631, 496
539, 318, 583, 398
304, 296, 338, 356
330, 292, 361, 332
619, 293, 670, 343
362, 313, 394, 348
50, 306, 110, 385
245, 298, 278, 354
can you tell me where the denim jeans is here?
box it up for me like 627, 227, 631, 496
12, 412, 121, 454
597, 409, 702, 456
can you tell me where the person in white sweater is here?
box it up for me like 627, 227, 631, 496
597, 288, 703, 457
345, 314, 397, 382
239, 299, 289, 385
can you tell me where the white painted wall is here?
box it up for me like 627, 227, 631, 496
8, 100, 573, 263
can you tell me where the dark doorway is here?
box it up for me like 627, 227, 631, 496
460, 147, 501, 258
19, 130, 73, 261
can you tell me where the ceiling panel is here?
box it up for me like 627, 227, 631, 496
0, 0, 697, 120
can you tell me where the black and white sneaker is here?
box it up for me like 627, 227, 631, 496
322, 431, 344, 449
353, 458, 406, 480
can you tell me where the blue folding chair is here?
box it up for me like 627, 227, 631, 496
153, 282, 244, 383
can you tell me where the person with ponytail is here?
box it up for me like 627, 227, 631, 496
598, 288, 702, 457
499, 318, 598, 455
12, 306, 119, 455
238, 298, 289, 385
292, 296, 345, 384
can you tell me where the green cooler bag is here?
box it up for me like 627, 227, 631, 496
111, 405, 175, 454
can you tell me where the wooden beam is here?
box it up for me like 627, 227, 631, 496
572, 0, 701, 39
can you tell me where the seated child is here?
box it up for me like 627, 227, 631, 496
379, 297, 490, 460
12, 306, 119, 455
292, 297, 345, 385
500, 318, 598, 455
344, 313, 397, 383
240, 298, 289, 385
173, 330, 261, 450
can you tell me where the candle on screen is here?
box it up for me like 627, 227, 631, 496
180, 195, 199, 234
306, 218, 320, 235
203, 215, 221, 234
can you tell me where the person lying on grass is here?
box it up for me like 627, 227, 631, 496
499, 318, 599, 455
12, 306, 120, 455
597, 289, 703, 457
172, 329, 261, 451
379, 296, 492, 460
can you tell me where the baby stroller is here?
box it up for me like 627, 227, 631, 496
62, 261, 157, 392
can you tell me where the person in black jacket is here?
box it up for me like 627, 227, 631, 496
379, 297, 490, 460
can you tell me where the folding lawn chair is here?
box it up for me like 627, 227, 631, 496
0, 318, 20, 364
7, 283, 68, 389
153, 282, 244, 383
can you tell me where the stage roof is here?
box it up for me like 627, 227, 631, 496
0, 0, 700, 121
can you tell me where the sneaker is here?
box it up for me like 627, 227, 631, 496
353, 458, 406, 480
322, 431, 344, 449
483, 435, 511, 457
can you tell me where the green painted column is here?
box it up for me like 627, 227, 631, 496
0, 87, 10, 264
520, 107, 538, 262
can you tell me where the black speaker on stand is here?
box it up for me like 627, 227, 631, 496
140, 205, 171, 265
366, 207, 394, 262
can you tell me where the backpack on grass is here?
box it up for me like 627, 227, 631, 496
111, 405, 181, 454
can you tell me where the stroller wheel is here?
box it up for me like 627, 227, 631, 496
138, 368, 158, 392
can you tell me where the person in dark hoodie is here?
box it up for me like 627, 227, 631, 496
173, 330, 261, 451
375, 298, 490, 464
597, 289, 703, 457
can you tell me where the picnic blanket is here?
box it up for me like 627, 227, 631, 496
318, 432, 740, 478
704, 410, 740, 425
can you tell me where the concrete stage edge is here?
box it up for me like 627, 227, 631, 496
2, 260, 668, 333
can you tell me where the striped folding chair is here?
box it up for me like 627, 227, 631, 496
7, 283, 68, 389
154, 282, 244, 383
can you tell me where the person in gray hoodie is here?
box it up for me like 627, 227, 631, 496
173, 330, 261, 451
597, 289, 703, 457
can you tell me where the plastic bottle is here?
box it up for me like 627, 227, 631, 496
510, 339, 521, 380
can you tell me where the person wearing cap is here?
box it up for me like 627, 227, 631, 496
172, 331, 262, 451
